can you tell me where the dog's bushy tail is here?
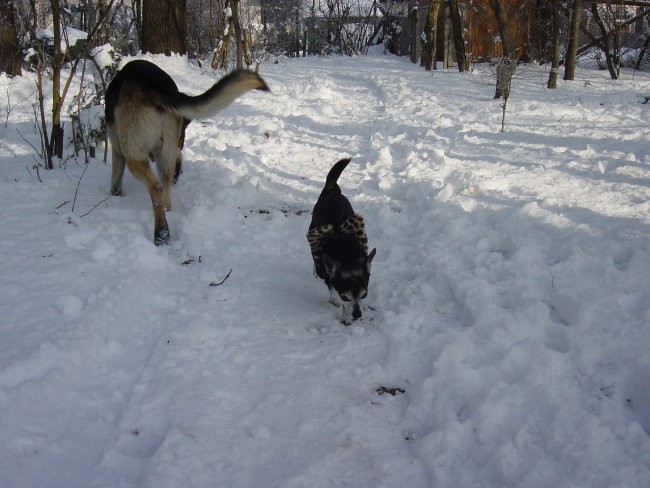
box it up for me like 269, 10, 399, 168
324, 158, 352, 191
169, 70, 269, 121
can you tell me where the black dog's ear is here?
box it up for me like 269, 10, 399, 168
321, 254, 339, 277
366, 248, 376, 271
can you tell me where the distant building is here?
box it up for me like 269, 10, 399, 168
380, 0, 649, 66
379, 1, 540, 64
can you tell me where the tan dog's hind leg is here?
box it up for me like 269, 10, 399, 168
155, 124, 182, 213
111, 151, 126, 196
161, 163, 174, 212
108, 126, 126, 196
126, 158, 170, 246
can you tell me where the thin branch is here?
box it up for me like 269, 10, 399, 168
71, 160, 91, 213
576, 6, 649, 56
31, 164, 42, 182
209, 269, 233, 286
16, 127, 43, 158
80, 194, 114, 218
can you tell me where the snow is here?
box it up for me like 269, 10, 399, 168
1, 52, 650, 488
37, 26, 88, 51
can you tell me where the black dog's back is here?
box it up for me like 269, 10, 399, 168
309, 158, 354, 230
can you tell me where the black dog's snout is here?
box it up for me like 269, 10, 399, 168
352, 303, 362, 320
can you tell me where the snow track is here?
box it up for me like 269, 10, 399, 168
1, 53, 649, 487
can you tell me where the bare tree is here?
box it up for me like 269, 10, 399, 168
489, 0, 516, 98
133, 0, 142, 46
186, 0, 214, 57
338, 0, 376, 55
564, 0, 581, 80
575, 7, 648, 64
1, 0, 22, 76
589, 2, 621, 79
230, 0, 243, 68
636, 33, 650, 71
211, 0, 234, 69
496, 56, 516, 132
26, 0, 115, 169
49, 0, 65, 161
421, 0, 441, 71
449, 0, 469, 72
547, 0, 561, 88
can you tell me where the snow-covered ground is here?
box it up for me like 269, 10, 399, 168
1, 51, 649, 488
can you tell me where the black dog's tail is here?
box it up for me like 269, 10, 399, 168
324, 158, 352, 191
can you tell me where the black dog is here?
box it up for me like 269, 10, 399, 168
307, 158, 376, 324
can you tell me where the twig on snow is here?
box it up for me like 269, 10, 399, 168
80, 194, 113, 218
210, 268, 233, 287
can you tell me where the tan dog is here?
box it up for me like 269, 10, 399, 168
105, 60, 269, 245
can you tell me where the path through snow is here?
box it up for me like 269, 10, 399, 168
1, 53, 649, 487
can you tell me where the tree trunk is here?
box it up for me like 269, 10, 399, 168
421, 0, 441, 70
590, 3, 618, 80
564, 0, 581, 81
211, 1, 233, 69
547, 0, 560, 88
133, 0, 142, 48
636, 34, 650, 71
51, 0, 64, 163
0, 0, 21, 76
489, 0, 516, 98
142, 0, 187, 55
489, 0, 515, 58
230, 0, 243, 68
449, 0, 469, 72
208, 0, 217, 48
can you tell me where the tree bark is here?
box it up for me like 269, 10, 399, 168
547, 0, 560, 88
564, 0, 581, 80
0, 0, 21, 76
230, 0, 243, 68
421, 0, 441, 71
590, 3, 618, 79
489, 0, 516, 98
51, 0, 64, 162
449, 0, 469, 72
489, 0, 515, 58
142, 0, 187, 55
636, 33, 649, 71
211, 1, 233, 69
